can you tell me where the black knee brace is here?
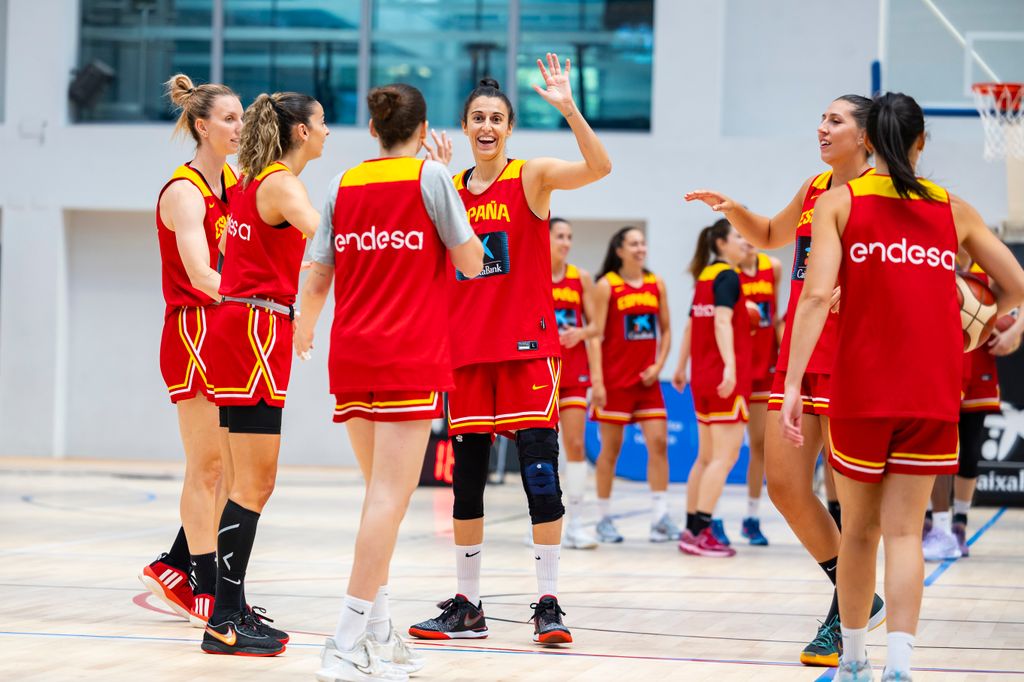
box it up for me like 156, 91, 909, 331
452, 433, 491, 520
957, 412, 986, 479
517, 428, 564, 525
227, 400, 283, 435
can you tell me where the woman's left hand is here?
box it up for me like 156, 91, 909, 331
532, 52, 575, 116
423, 129, 453, 166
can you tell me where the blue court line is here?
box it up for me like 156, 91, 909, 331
924, 507, 1007, 587
816, 670, 835, 681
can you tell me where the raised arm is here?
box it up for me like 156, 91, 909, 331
684, 177, 813, 251
160, 181, 221, 301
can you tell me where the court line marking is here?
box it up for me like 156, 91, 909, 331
0, 525, 174, 556
924, 506, 1007, 587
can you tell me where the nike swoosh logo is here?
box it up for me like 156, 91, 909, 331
347, 606, 365, 615
206, 624, 236, 646
223, 577, 241, 585
463, 612, 483, 628
535, 556, 541, 560
532, 384, 549, 391
825, 565, 836, 573
465, 551, 480, 557
207, 202, 215, 209
332, 653, 373, 674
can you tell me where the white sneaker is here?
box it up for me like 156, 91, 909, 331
922, 528, 962, 562
835, 658, 873, 682
563, 523, 598, 550
371, 624, 426, 675
316, 635, 408, 681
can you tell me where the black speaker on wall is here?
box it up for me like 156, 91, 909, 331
68, 59, 116, 110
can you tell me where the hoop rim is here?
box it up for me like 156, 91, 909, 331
972, 82, 1023, 96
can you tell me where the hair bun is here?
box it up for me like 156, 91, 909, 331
367, 90, 400, 121
478, 77, 501, 90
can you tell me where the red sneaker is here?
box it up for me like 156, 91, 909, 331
138, 555, 192, 619
190, 593, 214, 627
678, 527, 737, 558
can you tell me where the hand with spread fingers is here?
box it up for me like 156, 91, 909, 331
533, 52, 576, 116
423, 128, 453, 166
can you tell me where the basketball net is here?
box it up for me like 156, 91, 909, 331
972, 83, 1024, 234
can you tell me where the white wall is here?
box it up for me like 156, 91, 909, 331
0, 0, 1011, 464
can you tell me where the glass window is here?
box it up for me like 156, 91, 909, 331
77, 0, 213, 122
370, 0, 509, 129
517, 0, 653, 130
224, 0, 361, 125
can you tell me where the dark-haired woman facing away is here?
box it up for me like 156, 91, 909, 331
201, 92, 326, 657
782, 91, 1024, 682
409, 54, 611, 646
142, 74, 242, 628
686, 95, 884, 666
296, 83, 482, 681
589, 227, 673, 544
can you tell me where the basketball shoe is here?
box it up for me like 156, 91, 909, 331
189, 593, 214, 627
952, 521, 970, 557
316, 634, 408, 681
678, 528, 736, 557
531, 595, 572, 645
741, 517, 769, 545
138, 554, 192, 619
248, 604, 290, 643
710, 519, 732, 546
407, 595, 488, 639
650, 513, 681, 543
800, 614, 841, 666
564, 522, 599, 549
835, 658, 873, 681
371, 623, 426, 675
201, 609, 286, 656
881, 670, 913, 681
596, 516, 624, 543
922, 527, 962, 562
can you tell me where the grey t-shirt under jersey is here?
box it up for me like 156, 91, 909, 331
308, 159, 473, 266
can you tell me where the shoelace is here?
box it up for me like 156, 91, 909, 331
808, 617, 841, 650
249, 605, 275, 624
433, 597, 466, 624
530, 599, 567, 620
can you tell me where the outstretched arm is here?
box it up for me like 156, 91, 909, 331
684, 177, 812, 250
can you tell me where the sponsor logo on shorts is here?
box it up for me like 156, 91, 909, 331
334, 225, 424, 253
457, 231, 510, 280
848, 239, 956, 270
625, 313, 656, 341
532, 384, 549, 391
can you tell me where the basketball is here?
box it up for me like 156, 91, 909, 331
956, 273, 998, 351
996, 311, 1018, 333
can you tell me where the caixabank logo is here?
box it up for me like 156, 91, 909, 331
976, 402, 1024, 504
625, 313, 656, 341
555, 307, 580, 330
791, 235, 812, 280
456, 231, 510, 280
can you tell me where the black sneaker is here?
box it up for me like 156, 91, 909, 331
407, 594, 488, 640
248, 604, 290, 643
202, 610, 286, 656
531, 595, 572, 645
799, 614, 840, 667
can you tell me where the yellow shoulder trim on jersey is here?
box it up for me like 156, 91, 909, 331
848, 175, 949, 202
604, 272, 624, 286
811, 170, 833, 190
565, 263, 580, 279
756, 252, 771, 271
170, 165, 213, 197
643, 273, 658, 285
969, 262, 985, 274
452, 170, 466, 191
255, 162, 290, 182
222, 164, 238, 190
498, 159, 526, 181
340, 157, 424, 187
698, 262, 735, 282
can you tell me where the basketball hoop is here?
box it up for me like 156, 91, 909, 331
971, 82, 1024, 161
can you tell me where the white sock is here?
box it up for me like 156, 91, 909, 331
334, 595, 374, 650
456, 544, 482, 605
953, 498, 971, 517
747, 496, 760, 519
565, 461, 586, 525
651, 492, 667, 524
841, 625, 867, 663
534, 543, 560, 597
927, 499, 933, 511
367, 584, 390, 642
597, 497, 611, 520
885, 631, 915, 674
933, 511, 952, 535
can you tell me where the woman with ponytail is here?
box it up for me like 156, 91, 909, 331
671, 219, 751, 558
588, 227, 673, 544
142, 74, 241, 629
201, 91, 327, 657
685, 95, 884, 666
781, 91, 1024, 682
296, 83, 482, 681
410, 53, 611, 646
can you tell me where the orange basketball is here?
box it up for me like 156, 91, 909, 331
956, 273, 997, 351
995, 311, 1017, 333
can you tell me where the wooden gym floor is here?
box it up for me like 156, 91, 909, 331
1, 457, 1022, 681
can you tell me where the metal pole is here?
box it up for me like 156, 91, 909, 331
919, 0, 1000, 82
506, 0, 520, 116
211, 0, 224, 84
356, 0, 372, 125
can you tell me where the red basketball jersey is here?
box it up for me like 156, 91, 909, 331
447, 159, 560, 367
219, 163, 307, 305
739, 252, 778, 379
157, 163, 238, 308
600, 271, 661, 389
328, 157, 454, 392
831, 175, 961, 420
964, 263, 999, 398
690, 262, 752, 396
777, 169, 873, 374
553, 263, 591, 388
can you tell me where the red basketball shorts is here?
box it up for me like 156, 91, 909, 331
590, 382, 666, 425
208, 302, 293, 408
333, 390, 443, 423
447, 357, 561, 437
768, 370, 830, 416
961, 355, 1001, 413
558, 384, 589, 411
828, 417, 960, 483
750, 371, 774, 404
692, 391, 749, 425
160, 305, 215, 404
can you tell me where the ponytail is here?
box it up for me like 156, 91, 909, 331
237, 91, 318, 185
867, 92, 933, 200
164, 73, 236, 146
688, 218, 731, 280
598, 226, 645, 279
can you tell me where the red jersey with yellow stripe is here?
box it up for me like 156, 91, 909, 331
962, 264, 1001, 412
447, 159, 560, 367
831, 175, 960, 420
600, 271, 661, 389
328, 157, 454, 392
219, 163, 307, 305
553, 263, 590, 388
157, 162, 237, 308
739, 252, 778, 380
690, 262, 752, 397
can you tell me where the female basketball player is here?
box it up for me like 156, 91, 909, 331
549, 217, 601, 550
588, 227, 673, 544
685, 95, 884, 666
142, 75, 241, 628
409, 54, 611, 646
671, 219, 749, 557
782, 91, 1024, 682
201, 91, 326, 656
296, 83, 483, 681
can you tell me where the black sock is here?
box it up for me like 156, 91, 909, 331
827, 501, 842, 531
190, 552, 217, 596
825, 588, 839, 623
953, 512, 968, 526
818, 556, 838, 586
693, 511, 712, 534
924, 509, 933, 521
210, 499, 260, 624
686, 513, 698, 534
162, 526, 191, 571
